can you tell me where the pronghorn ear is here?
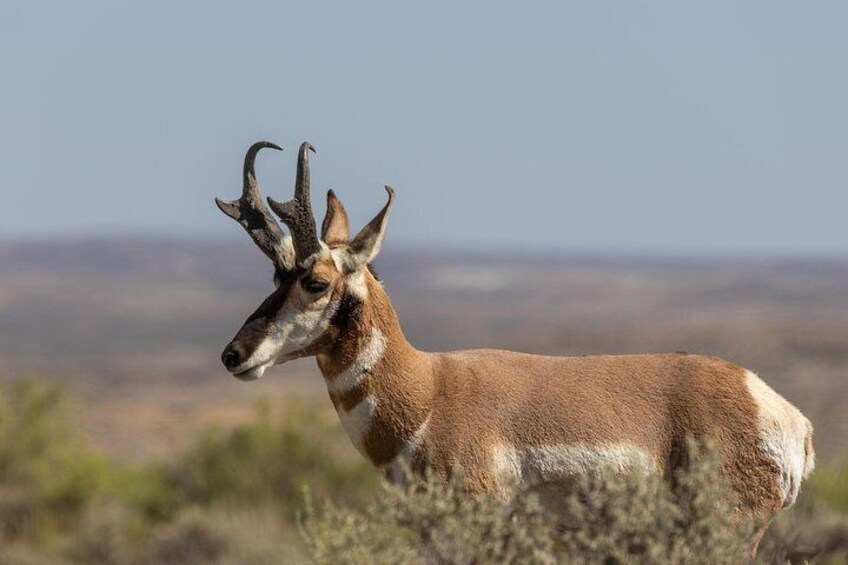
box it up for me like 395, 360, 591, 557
344, 186, 395, 272
321, 190, 350, 246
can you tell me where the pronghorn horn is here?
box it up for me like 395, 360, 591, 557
268, 142, 321, 265
215, 141, 293, 270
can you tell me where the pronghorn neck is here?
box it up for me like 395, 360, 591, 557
316, 271, 434, 469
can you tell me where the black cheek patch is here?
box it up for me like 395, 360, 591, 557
246, 273, 297, 323
330, 291, 362, 330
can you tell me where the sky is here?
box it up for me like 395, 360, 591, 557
1, 1, 846, 256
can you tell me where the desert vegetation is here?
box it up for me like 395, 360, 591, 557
1, 242, 847, 562
1, 380, 846, 564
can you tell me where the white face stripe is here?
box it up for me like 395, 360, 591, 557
336, 394, 378, 457
326, 327, 386, 393
235, 285, 340, 376
275, 295, 338, 356
745, 370, 814, 507
491, 443, 658, 488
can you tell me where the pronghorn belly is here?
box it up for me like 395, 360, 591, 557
490, 443, 658, 489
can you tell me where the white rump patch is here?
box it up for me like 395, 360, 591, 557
336, 395, 378, 457
745, 370, 814, 507
326, 328, 386, 394
491, 443, 657, 487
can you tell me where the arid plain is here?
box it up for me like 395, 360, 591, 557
1, 238, 846, 463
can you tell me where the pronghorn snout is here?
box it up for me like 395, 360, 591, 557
220, 322, 278, 381
220, 334, 267, 379
221, 341, 246, 370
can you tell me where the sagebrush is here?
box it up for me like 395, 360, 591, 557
1, 379, 847, 564
299, 443, 753, 564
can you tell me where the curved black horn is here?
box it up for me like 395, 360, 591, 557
242, 141, 282, 192
215, 141, 293, 270
268, 142, 321, 264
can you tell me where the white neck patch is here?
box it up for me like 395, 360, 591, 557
326, 327, 388, 459
326, 327, 386, 394
337, 394, 378, 457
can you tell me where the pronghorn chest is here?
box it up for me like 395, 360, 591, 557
320, 328, 431, 473
332, 391, 378, 458
321, 328, 388, 461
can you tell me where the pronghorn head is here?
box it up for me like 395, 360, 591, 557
215, 141, 394, 381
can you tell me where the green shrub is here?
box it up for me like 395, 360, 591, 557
171, 397, 378, 514
299, 471, 555, 565
0, 381, 179, 544
61, 501, 134, 565
0, 380, 114, 543
558, 441, 752, 564
299, 443, 753, 564
141, 505, 300, 565
812, 458, 848, 515
760, 460, 848, 564
3, 378, 848, 563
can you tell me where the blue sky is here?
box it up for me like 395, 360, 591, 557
1, 2, 846, 255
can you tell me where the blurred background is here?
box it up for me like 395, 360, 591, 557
1, 2, 847, 562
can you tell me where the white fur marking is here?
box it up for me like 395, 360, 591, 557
237, 288, 340, 373
383, 414, 431, 483
329, 248, 345, 273
329, 248, 370, 298
327, 328, 386, 393
491, 443, 657, 487
276, 292, 339, 356
336, 395, 378, 457
346, 270, 369, 299
277, 236, 296, 272
745, 370, 813, 507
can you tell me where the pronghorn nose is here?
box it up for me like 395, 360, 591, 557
222, 343, 245, 370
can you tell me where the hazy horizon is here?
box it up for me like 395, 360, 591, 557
3, 232, 848, 262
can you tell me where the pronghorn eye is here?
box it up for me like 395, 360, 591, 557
301, 278, 329, 294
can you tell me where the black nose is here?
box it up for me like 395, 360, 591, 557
222, 343, 245, 370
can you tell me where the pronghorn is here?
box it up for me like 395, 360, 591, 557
216, 141, 814, 550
